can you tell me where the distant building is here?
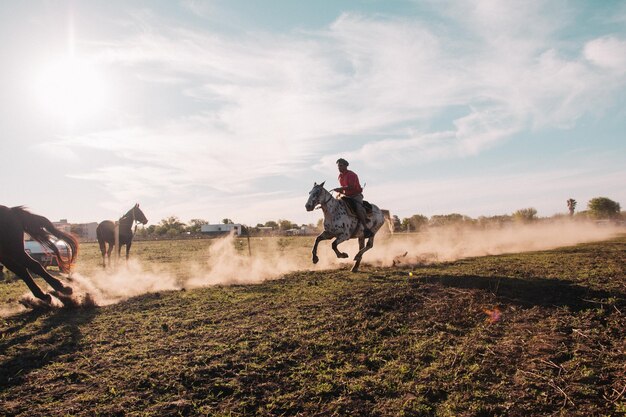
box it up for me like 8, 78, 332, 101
52, 220, 98, 241
72, 222, 98, 241
53, 219, 72, 234
201, 224, 242, 236
285, 226, 313, 236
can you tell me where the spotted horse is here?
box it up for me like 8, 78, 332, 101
305, 182, 392, 272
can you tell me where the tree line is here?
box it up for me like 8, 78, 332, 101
391, 196, 622, 232
134, 217, 315, 238
134, 196, 622, 237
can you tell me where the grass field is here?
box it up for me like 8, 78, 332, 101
0, 233, 625, 416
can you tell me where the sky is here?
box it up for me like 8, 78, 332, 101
1, 0, 625, 227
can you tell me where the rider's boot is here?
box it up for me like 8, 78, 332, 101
357, 211, 373, 238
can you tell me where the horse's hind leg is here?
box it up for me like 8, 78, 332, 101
1, 259, 52, 303
98, 239, 107, 268
352, 236, 375, 272
106, 243, 114, 267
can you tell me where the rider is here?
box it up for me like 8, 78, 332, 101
333, 158, 373, 238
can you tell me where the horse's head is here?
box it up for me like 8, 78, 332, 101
121, 203, 148, 226
305, 182, 328, 212
132, 203, 149, 225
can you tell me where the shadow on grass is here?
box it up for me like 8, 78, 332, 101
419, 274, 625, 310
0, 306, 98, 388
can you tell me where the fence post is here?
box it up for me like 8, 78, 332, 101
114, 221, 120, 265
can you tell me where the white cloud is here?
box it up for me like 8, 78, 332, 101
584, 36, 626, 72
39, 2, 626, 223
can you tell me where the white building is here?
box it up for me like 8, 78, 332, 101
52, 220, 98, 241
201, 224, 242, 236
72, 222, 98, 241
53, 219, 72, 234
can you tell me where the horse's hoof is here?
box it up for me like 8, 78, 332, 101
312, 256, 319, 264
339, 253, 349, 259
51, 290, 77, 307
20, 294, 53, 309
60, 285, 73, 295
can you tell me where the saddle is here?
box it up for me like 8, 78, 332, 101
340, 197, 373, 217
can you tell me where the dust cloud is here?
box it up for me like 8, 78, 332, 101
366, 219, 624, 267
5, 220, 621, 311
66, 259, 181, 306
184, 235, 311, 288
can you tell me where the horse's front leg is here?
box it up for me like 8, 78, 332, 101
331, 234, 350, 259
312, 231, 333, 264
117, 244, 125, 264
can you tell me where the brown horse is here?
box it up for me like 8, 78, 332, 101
96, 204, 148, 268
0, 205, 78, 303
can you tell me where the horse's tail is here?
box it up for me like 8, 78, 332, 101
381, 209, 394, 234
12, 206, 79, 273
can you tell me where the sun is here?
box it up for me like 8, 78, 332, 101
35, 57, 108, 124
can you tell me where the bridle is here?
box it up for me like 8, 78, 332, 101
314, 187, 334, 209
120, 208, 140, 235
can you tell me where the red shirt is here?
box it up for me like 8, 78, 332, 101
338, 170, 363, 196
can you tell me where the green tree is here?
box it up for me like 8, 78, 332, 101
187, 219, 208, 233
278, 219, 296, 231
566, 198, 577, 216
156, 216, 186, 236
391, 215, 402, 231
513, 208, 538, 222
264, 220, 279, 229
166, 228, 179, 238
407, 214, 428, 231
222, 218, 234, 224
429, 213, 469, 227
477, 215, 513, 228
588, 197, 621, 219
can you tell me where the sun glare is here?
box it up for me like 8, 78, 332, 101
35, 58, 108, 124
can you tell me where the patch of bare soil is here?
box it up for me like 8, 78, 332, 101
1, 237, 625, 416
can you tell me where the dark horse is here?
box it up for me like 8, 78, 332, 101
0, 205, 78, 303
96, 204, 148, 268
